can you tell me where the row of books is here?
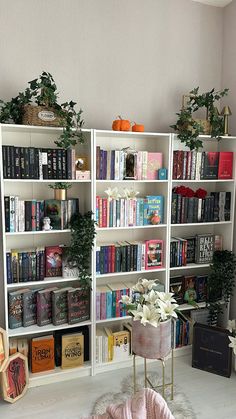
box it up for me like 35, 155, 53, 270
170, 274, 208, 305
4, 197, 79, 232
96, 195, 164, 228
96, 239, 164, 275
9, 325, 90, 373
170, 234, 222, 267
96, 325, 131, 363
8, 287, 90, 329
6, 245, 70, 284
172, 151, 233, 180
2, 145, 83, 180
96, 148, 165, 180
171, 191, 231, 224
174, 314, 191, 348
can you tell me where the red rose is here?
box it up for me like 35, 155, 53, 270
195, 188, 207, 199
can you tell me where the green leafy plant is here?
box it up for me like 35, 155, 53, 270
0, 71, 84, 149
49, 182, 72, 190
170, 87, 229, 150
66, 211, 96, 289
207, 250, 236, 325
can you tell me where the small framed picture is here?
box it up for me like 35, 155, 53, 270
0, 327, 8, 372
1, 352, 29, 403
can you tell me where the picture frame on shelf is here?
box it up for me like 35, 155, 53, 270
1, 352, 29, 403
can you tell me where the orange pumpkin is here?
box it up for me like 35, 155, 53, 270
112, 116, 131, 131
132, 123, 144, 132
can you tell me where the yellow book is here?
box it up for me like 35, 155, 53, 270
104, 327, 114, 362
61, 333, 84, 369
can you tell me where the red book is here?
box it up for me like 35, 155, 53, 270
145, 239, 163, 270
99, 198, 103, 227
102, 198, 108, 227
45, 245, 63, 277
111, 245, 116, 273
218, 152, 233, 179
176, 151, 184, 179
31, 199, 37, 231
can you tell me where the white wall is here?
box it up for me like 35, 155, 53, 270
0, 0, 223, 131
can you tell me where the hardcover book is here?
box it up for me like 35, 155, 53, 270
186, 237, 196, 264
67, 288, 90, 324
147, 152, 163, 180
183, 276, 197, 303
36, 287, 58, 326
112, 330, 130, 361
45, 245, 63, 277
195, 275, 208, 303
169, 276, 184, 304
31, 335, 55, 373
44, 199, 62, 230
8, 289, 29, 329
61, 333, 84, 369
203, 152, 219, 179
22, 289, 38, 327
52, 287, 72, 326
218, 152, 233, 179
145, 239, 163, 270
144, 195, 164, 225
54, 325, 89, 367
195, 234, 214, 264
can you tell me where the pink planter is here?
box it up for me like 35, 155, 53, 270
132, 318, 171, 359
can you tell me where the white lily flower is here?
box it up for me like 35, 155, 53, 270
227, 319, 236, 333
120, 295, 132, 305
229, 336, 236, 355
105, 187, 121, 200
156, 291, 177, 303
144, 289, 159, 305
139, 304, 160, 327
157, 300, 178, 321
123, 188, 140, 200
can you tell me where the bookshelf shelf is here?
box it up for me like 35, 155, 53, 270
96, 268, 166, 278
169, 263, 210, 271
96, 224, 167, 231
4, 179, 91, 183
5, 229, 71, 236
96, 316, 132, 324
96, 179, 168, 183
172, 179, 234, 183
171, 221, 232, 227
7, 277, 80, 288
8, 320, 92, 337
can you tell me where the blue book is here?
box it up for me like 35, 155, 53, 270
103, 150, 107, 180
104, 246, 109, 273
111, 150, 115, 180
143, 199, 149, 225
6, 252, 12, 284
145, 195, 164, 225
109, 200, 113, 228
106, 291, 113, 318
96, 246, 100, 274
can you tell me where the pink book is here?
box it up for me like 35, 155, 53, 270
147, 153, 163, 180
137, 151, 143, 180
145, 239, 163, 270
96, 291, 100, 320
102, 198, 108, 227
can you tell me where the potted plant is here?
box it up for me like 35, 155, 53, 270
49, 182, 72, 200
0, 71, 84, 149
121, 278, 179, 359
207, 250, 236, 325
170, 87, 229, 150
66, 211, 96, 289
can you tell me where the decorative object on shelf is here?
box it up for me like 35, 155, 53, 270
132, 123, 144, 132
104, 187, 121, 200
42, 216, 53, 231
158, 168, 168, 180
67, 211, 96, 288
221, 105, 232, 136
207, 250, 236, 325
76, 170, 91, 180
0, 71, 84, 149
0, 327, 8, 372
227, 319, 236, 372
170, 87, 229, 150
1, 352, 29, 403
123, 188, 139, 200
121, 278, 178, 359
49, 182, 72, 200
112, 116, 131, 131
75, 155, 88, 171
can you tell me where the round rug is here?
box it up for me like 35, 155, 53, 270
92, 372, 197, 419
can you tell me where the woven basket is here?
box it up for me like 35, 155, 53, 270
22, 104, 63, 127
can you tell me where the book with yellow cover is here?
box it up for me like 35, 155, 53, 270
61, 333, 84, 369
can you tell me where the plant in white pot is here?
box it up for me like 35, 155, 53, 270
121, 278, 179, 359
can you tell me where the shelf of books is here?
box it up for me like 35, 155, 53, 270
93, 130, 172, 373
0, 124, 93, 387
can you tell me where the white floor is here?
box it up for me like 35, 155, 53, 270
0, 355, 236, 419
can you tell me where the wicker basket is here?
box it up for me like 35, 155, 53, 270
22, 104, 63, 127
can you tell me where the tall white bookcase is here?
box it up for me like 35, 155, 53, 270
0, 124, 235, 386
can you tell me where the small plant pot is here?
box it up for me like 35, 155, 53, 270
132, 318, 171, 359
54, 189, 67, 200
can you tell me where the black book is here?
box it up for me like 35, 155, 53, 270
2, 145, 7, 178
24, 148, 30, 179
34, 148, 40, 179
20, 147, 25, 179
6, 146, 11, 179
186, 237, 196, 264
187, 197, 194, 223
192, 323, 232, 378
41, 149, 48, 179
14, 147, 21, 179
203, 152, 219, 180
169, 276, 184, 304
171, 193, 177, 224
25, 201, 32, 231
61, 149, 67, 179
4, 196, 10, 232
47, 148, 53, 179
66, 149, 72, 179
176, 194, 182, 224
211, 192, 219, 222
52, 149, 57, 179
57, 149, 63, 179
54, 325, 89, 367
225, 192, 231, 221
29, 147, 36, 179
192, 197, 198, 223
10, 146, 15, 178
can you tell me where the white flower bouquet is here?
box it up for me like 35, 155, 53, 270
121, 278, 179, 327
228, 319, 236, 355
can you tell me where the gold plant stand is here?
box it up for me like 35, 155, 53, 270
133, 349, 174, 401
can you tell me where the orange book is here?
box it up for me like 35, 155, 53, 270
31, 335, 54, 373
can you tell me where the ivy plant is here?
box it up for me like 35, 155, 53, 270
170, 87, 229, 150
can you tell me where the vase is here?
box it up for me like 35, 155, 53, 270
54, 189, 67, 200
132, 318, 171, 359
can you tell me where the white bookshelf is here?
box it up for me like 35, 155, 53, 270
0, 126, 235, 386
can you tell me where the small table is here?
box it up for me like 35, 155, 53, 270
133, 349, 174, 400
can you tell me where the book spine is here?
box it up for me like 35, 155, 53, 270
66, 149, 72, 179
9, 196, 15, 232
96, 146, 100, 179
14, 146, 21, 179
24, 147, 30, 179
52, 149, 57, 179
10, 146, 15, 178
6, 252, 12, 284
61, 149, 67, 179
4, 196, 10, 232
25, 201, 32, 231
2, 146, 7, 178
31, 199, 37, 231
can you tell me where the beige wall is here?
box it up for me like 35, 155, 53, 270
0, 0, 223, 131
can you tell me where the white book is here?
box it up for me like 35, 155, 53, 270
9, 196, 15, 233
38, 151, 43, 180
120, 198, 125, 227
18, 200, 25, 232
112, 199, 116, 227
195, 152, 202, 180
14, 196, 19, 232
141, 242, 146, 270
115, 151, 120, 180
107, 150, 111, 180
119, 150, 125, 180
137, 151, 143, 180
142, 151, 148, 180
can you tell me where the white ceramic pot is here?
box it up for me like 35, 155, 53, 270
132, 318, 171, 359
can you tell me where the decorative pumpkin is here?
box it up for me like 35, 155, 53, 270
112, 116, 131, 131
132, 123, 144, 132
